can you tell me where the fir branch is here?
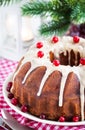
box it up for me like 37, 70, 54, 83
39, 20, 70, 36
0, 0, 85, 35
0, 0, 20, 6
21, 0, 61, 16
19, 0, 85, 35
71, 3, 85, 24
51, 1, 72, 22
71, 3, 81, 22
21, 0, 73, 35
65, 0, 78, 8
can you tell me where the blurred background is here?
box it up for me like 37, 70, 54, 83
0, 1, 41, 61
0, 0, 85, 61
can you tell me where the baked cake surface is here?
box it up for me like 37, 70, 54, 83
11, 36, 85, 122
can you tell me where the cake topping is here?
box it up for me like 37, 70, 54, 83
11, 98, 18, 106
52, 36, 59, 43
53, 59, 60, 66
36, 42, 43, 48
59, 116, 65, 122
73, 36, 80, 43
21, 105, 28, 112
73, 116, 79, 122
37, 51, 44, 58
8, 93, 14, 99
80, 58, 85, 65
6, 82, 12, 92
40, 114, 46, 119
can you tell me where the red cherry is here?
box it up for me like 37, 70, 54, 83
8, 93, 14, 99
37, 51, 44, 58
36, 42, 43, 48
59, 116, 65, 122
21, 105, 28, 112
53, 59, 60, 66
73, 36, 80, 43
11, 98, 18, 106
73, 116, 79, 122
52, 36, 59, 43
80, 58, 85, 65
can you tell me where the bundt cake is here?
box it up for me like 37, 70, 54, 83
8, 36, 85, 122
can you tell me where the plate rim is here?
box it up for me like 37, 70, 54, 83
3, 73, 85, 126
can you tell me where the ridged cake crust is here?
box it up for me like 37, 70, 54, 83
11, 36, 85, 122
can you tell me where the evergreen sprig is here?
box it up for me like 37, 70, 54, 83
0, 0, 20, 6
1, 0, 85, 36
21, 1, 57, 16
39, 20, 70, 36
21, 0, 85, 36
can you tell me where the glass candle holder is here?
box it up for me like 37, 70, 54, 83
0, 3, 34, 61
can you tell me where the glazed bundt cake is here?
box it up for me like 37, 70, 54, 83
9, 36, 85, 122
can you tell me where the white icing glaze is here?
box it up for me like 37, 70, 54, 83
13, 36, 85, 121
80, 83, 84, 121
59, 70, 70, 106
78, 66, 85, 121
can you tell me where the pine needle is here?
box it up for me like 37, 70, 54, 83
0, 0, 20, 6
39, 20, 70, 36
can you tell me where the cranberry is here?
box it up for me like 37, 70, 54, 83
11, 98, 18, 106
0, 126, 7, 130
52, 36, 59, 43
53, 59, 60, 66
36, 42, 43, 48
59, 116, 65, 122
6, 82, 12, 92
8, 93, 14, 99
80, 58, 85, 65
40, 114, 46, 119
37, 51, 44, 58
73, 116, 79, 122
73, 36, 80, 43
21, 105, 28, 112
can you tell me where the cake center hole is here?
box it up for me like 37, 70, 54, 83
49, 50, 81, 67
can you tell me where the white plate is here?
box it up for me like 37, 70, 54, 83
3, 73, 85, 126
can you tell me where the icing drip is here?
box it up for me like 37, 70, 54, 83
68, 50, 71, 65
59, 72, 69, 106
80, 83, 84, 121
79, 66, 85, 121
75, 52, 78, 66
37, 69, 48, 96
13, 64, 23, 81
22, 65, 37, 84
37, 67, 55, 96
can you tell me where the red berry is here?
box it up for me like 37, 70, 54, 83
6, 82, 12, 92
73, 116, 79, 122
52, 36, 59, 43
40, 114, 46, 119
73, 36, 80, 43
21, 105, 28, 112
80, 58, 85, 65
53, 59, 60, 66
36, 42, 43, 48
11, 98, 18, 106
59, 116, 65, 122
37, 51, 44, 58
8, 93, 14, 99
